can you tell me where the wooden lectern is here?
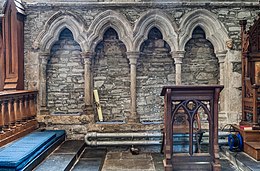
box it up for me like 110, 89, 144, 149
161, 85, 223, 171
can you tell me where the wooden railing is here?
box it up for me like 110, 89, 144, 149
0, 90, 38, 146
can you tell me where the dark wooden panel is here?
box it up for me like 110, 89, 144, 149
240, 16, 260, 126
0, 29, 4, 91
2, 0, 25, 90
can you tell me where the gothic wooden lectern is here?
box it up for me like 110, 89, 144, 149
161, 85, 223, 171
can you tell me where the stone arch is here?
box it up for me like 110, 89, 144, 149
137, 27, 174, 123
33, 11, 88, 52
92, 28, 130, 122
133, 9, 178, 52
179, 9, 229, 53
47, 29, 84, 115
182, 26, 219, 85
87, 10, 133, 52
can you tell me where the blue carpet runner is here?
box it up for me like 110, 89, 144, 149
0, 130, 66, 171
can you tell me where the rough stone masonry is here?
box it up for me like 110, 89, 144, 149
20, 0, 259, 138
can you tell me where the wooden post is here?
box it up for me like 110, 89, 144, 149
3, 100, 9, 129
163, 88, 173, 171
0, 101, 4, 133
29, 94, 36, 119
14, 98, 20, 124
8, 98, 15, 127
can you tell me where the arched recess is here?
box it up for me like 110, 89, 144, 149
133, 9, 178, 52
137, 27, 174, 123
93, 28, 130, 122
182, 26, 219, 85
179, 9, 229, 53
33, 11, 88, 53
47, 28, 84, 115
34, 11, 87, 113
179, 9, 230, 121
87, 10, 133, 52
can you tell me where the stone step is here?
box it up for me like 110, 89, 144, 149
244, 142, 260, 161
220, 146, 260, 171
34, 140, 85, 171
171, 162, 212, 171
71, 147, 107, 171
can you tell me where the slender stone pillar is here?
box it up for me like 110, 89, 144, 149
216, 51, 227, 85
172, 51, 185, 85
81, 52, 94, 115
127, 52, 140, 123
216, 51, 227, 115
38, 52, 50, 114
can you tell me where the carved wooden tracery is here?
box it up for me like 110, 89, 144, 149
161, 85, 223, 171
240, 14, 260, 125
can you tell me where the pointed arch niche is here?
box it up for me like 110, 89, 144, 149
137, 27, 174, 123
179, 9, 232, 125
182, 26, 219, 85
33, 11, 88, 114
87, 10, 138, 122
87, 10, 133, 52
179, 9, 229, 54
133, 9, 178, 52
93, 27, 130, 122
47, 28, 84, 115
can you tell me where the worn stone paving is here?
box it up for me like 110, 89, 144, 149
99, 151, 238, 171
72, 147, 107, 171
101, 151, 156, 171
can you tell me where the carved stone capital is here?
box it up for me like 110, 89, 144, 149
127, 52, 140, 65
171, 51, 185, 64
81, 51, 95, 59
216, 50, 227, 63
39, 52, 50, 65
81, 51, 95, 66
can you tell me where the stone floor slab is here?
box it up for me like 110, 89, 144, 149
72, 159, 102, 171
221, 146, 260, 171
34, 154, 75, 171
101, 152, 156, 171
81, 147, 107, 159
54, 140, 85, 154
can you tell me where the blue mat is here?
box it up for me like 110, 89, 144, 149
0, 130, 66, 171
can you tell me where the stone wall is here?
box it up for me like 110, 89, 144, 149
47, 29, 85, 115
182, 27, 219, 85
22, 1, 260, 138
137, 28, 174, 123
93, 28, 130, 122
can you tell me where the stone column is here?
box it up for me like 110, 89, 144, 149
127, 52, 140, 123
172, 51, 185, 85
81, 52, 94, 115
216, 51, 227, 85
38, 52, 50, 114
216, 51, 227, 122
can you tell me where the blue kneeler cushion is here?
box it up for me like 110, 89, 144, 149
0, 130, 66, 171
